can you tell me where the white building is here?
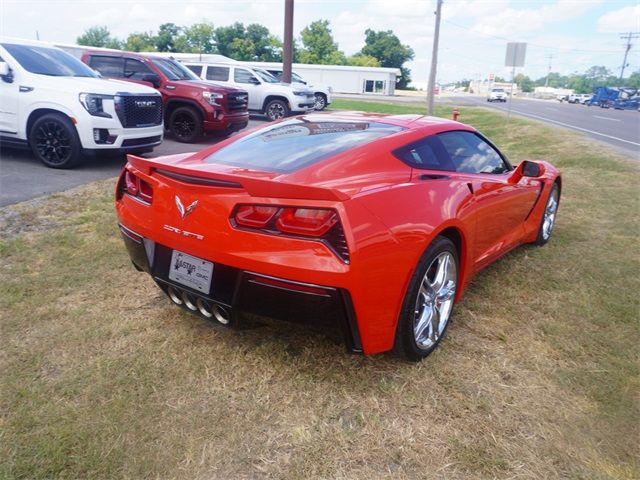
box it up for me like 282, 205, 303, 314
240, 61, 401, 96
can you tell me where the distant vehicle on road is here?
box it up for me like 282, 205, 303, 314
568, 93, 591, 104
0, 39, 163, 168
487, 88, 507, 102
81, 50, 249, 143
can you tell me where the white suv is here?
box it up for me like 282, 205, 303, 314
0, 39, 163, 168
183, 62, 315, 121
260, 68, 332, 111
487, 88, 508, 102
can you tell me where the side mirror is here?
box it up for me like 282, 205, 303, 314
141, 73, 161, 89
509, 160, 545, 184
0, 61, 13, 83
522, 160, 544, 177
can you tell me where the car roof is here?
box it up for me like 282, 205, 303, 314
305, 111, 472, 132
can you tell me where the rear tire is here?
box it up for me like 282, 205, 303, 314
29, 113, 82, 169
393, 236, 459, 361
169, 106, 202, 143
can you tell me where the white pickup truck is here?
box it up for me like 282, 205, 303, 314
183, 62, 315, 121
0, 38, 163, 168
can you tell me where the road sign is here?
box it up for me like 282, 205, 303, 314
489, 73, 495, 81
505, 43, 527, 67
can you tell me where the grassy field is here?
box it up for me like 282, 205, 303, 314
1, 101, 638, 479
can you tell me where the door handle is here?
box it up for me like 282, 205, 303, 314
419, 174, 449, 180
19, 86, 34, 92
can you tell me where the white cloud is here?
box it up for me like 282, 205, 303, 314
597, 5, 640, 33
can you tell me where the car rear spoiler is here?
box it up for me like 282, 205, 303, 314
126, 154, 350, 202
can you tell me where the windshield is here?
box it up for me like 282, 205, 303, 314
151, 58, 199, 81
2, 43, 98, 77
254, 68, 279, 83
205, 117, 404, 173
492, 88, 505, 92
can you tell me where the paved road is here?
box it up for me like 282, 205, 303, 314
0, 119, 264, 207
449, 96, 640, 155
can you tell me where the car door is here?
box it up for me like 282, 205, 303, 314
437, 131, 540, 269
231, 67, 262, 110
0, 54, 20, 135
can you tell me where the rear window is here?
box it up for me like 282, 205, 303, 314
205, 117, 404, 173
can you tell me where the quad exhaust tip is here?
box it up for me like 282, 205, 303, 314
167, 285, 231, 325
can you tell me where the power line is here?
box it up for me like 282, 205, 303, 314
619, 32, 640, 83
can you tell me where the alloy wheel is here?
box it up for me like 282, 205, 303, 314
34, 121, 72, 166
413, 251, 457, 350
542, 186, 559, 241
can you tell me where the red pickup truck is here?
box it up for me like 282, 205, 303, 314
81, 50, 249, 142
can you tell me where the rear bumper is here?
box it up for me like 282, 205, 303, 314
119, 225, 363, 353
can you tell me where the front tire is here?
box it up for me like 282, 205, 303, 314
535, 182, 560, 245
264, 99, 289, 121
314, 93, 327, 111
29, 113, 82, 169
169, 106, 202, 143
393, 236, 459, 361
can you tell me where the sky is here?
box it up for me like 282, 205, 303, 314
1, 0, 638, 86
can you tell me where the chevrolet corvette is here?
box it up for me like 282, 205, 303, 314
116, 112, 561, 360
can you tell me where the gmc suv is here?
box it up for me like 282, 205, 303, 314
183, 62, 315, 121
81, 51, 249, 143
0, 39, 163, 168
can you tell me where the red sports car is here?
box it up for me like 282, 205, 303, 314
116, 113, 561, 360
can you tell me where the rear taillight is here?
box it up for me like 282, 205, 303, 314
235, 205, 278, 228
120, 169, 153, 204
276, 208, 338, 237
231, 205, 349, 263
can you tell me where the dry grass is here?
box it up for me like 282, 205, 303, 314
1, 104, 638, 479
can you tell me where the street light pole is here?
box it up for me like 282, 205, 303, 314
282, 0, 294, 84
427, 0, 443, 116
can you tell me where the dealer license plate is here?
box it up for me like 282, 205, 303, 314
169, 250, 214, 294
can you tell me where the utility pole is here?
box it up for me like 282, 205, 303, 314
427, 0, 443, 116
619, 32, 639, 84
282, 0, 294, 84
544, 54, 553, 87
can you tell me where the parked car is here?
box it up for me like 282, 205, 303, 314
556, 94, 569, 102
487, 88, 507, 102
115, 112, 561, 360
260, 67, 332, 111
0, 39, 163, 168
81, 51, 249, 143
183, 62, 315, 121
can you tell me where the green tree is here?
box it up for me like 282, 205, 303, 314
346, 53, 380, 67
183, 22, 216, 56
360, 29, 414, 88
299, 20, 346, 65
625, 70, 640, 88
155, 23, 181, 52
77, 26, 122, 49
125, 32, 156, 52
215, 22, 246, 58
515, 73, 534, 92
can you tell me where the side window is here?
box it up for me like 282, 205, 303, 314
88, 55, 124, 77
393, 136, 455, 171
187, 65, 202, 76
123, 58, 153, 80
438, 131, 509, 174
206, 66, 229, 81
234, 68, 258, 84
